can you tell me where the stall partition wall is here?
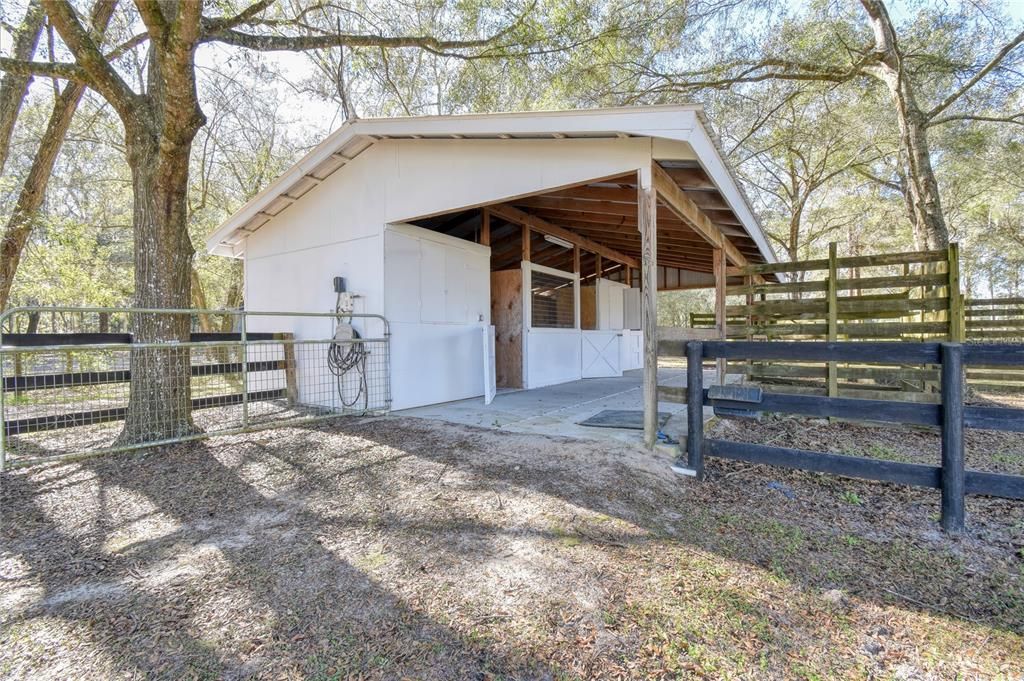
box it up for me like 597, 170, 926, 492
384, 223, 491, 410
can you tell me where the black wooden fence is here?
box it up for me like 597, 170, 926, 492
2, 331, 294, 437
658, 340, 1024, 532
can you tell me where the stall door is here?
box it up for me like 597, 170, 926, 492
581, 331, 621, 378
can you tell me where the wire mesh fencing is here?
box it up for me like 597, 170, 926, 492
0, 308, 390, 470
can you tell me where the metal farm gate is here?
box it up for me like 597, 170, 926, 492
0, 307, 391, 470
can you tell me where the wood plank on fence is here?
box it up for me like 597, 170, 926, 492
3, 359, 288, 392
4, 389, 287, 436
1, 331, 279, 347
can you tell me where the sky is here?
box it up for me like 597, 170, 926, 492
2, 0, 1024, 148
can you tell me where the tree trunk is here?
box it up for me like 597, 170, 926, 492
860, 0, 950, 250
0, 83, 88, 309
890, 88, 948, 249
118, 127, 200, 444
189, 265, 214, 332
0, 0, 45, 174
0, 0, 115, 310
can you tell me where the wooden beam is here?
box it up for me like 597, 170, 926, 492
521, 223, 531, 262
489, 203, 639, 269
573, 245, 580, 274
652, 163, 748, 267
639, 182, 658, 449
480, 208, 490, 246
543, 185, 639, 203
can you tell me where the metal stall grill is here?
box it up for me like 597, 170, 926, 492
0, 308, 390, 470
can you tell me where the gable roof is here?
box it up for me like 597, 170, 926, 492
206, 104, 776, 266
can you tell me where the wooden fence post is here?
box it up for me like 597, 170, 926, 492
275, 333, 299, 406
947, 243, 964, 343
714, 248, 727, 385
686, 340, 705, 479
940, 342, 965, 533
827, 242, 838, 398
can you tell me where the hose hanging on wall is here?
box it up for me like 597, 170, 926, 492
328, 284, 369, 411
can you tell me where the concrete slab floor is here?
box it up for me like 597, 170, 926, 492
396, 367, 717, 445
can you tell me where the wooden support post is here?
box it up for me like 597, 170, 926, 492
686, 340, 705, 478
948, 243, 964, 342
827, 242, 838, 398
940, 342, 965, 533
573, 245, 580, 274
713, 248, 726, 385
480, 208, 490, 246
744, 275, 754, 381
276, 333, 299, 407
521, 224, 530, 262
639, 183, 658, 449
625, 266, 632, 288
595, 253, 603, 279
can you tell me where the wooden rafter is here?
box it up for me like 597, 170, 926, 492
488, 203, 639, 269
651, 163, 748, 267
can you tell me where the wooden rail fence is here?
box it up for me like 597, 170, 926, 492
964, 297, 1024, 393
685, 244, 1024, 400
658, 339, 1024, 532
2, 331, 297, 436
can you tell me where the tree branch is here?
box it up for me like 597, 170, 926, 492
42, 0, 138, 117
926, 28, 1024, 120
205, 28, 506, 55
927, 111, 1024, 127
0, 56, 86, 81
0, 30, 149, 83
202, 0, 275, 32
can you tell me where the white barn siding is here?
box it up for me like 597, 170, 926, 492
238, 136, 665, 409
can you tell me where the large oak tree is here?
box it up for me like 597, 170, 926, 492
629, 0, 1024, 250
0, 0, 535, 442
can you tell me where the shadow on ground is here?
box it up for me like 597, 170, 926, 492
2, 413, 1022, 678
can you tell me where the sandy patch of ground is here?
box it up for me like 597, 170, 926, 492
1, 415, 1022, 679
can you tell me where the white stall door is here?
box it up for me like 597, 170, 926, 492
581, 330, 622, 378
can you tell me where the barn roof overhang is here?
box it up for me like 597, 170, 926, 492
206, 105, 778, 273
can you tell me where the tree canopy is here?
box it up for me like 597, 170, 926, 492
1, 0, 1022, 314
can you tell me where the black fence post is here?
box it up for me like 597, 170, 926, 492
940, 342, 965, 533
686, 340, 705, 479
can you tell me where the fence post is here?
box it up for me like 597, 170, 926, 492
0, 346, 6, 473
240, 311, 249, 428
827, 242, 838, 398
947, 243, 964, 343
713, 248, 727, 386
686, 340, 705, 479
940, 342, 965, 533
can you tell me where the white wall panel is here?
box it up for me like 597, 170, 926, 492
244, 236, 384, 337
383, 230, 421, 323
383, 223, 492, 409
420, 240, 447, 323
389, 322, 485, 410
620, 329, 643, 371
245, 149, 388, 260
526, 329, 582, 388
597, 278, 627, 330
385, 138, 650, 223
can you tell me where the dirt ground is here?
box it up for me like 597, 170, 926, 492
2, 413, 1023, 680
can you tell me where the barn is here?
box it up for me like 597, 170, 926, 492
205, 105, 777, 441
